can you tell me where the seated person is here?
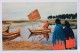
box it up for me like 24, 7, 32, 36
38, 21, 49, 30
43, 21, 49, 29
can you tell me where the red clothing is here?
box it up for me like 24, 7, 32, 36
66, 37, 76, 49
52, 40, 65, 50
43, 22, 49, 29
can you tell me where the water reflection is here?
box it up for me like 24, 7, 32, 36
28, 33, 50, 42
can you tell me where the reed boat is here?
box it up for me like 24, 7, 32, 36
2, 29, 21, 41
28, 28, 51, 34
2, 26, 9, 33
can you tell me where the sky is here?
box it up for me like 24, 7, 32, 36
2, 2, 77, 21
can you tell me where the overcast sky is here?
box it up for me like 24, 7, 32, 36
2, 2, 77, 21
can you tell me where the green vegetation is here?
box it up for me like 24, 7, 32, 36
47, 13, 77, 19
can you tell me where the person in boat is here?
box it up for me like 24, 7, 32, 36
37, 21, 49, 41
43, 21, 49, 41
38, 21, 49, 30
63, 21, 76, 49
37, 21, 49, 30
43, 21, 49, 29
52, 18, 66, 50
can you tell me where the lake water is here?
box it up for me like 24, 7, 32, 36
4, 22, 77, 45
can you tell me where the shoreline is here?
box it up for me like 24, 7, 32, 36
3, 41, 53, 50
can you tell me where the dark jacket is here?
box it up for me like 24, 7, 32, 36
64, 26, 74, 40
52, 24, 65, 45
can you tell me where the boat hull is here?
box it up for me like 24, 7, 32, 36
2, 26, 9, 33
28, 28, 51, 34
2, 29, 21, 41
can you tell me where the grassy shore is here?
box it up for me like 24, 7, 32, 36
3, 41, 53, 50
